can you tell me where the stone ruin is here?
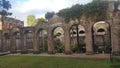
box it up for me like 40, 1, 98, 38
0, 1, 119, 55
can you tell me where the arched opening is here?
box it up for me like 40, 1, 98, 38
3, 33, 10, 52
97, 28, 105, 32
52, 27, 65, 53
70, 24, 86, 53
92, 21, 111, 54
79, 30, 85, 34
37, 29, 48, 53
24, 30, 33, 53
13, 32, 21, 53
73, 31, 77, 34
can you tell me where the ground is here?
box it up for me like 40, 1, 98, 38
0, 53, 116, 68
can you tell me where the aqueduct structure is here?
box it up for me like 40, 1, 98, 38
0, 1, 120, 55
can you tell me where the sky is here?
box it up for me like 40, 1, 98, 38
9, 0, 92, 26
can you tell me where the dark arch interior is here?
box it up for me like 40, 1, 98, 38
37, 29, 48, 53
14, 32, 20, 39
4, 33, 9, 36
79, 30, 85, 34
14, 32, 20, 35
4, 33, 10, 39
24, 30, 32, 34
97, 28, 105, 32
73, 31, 76, 34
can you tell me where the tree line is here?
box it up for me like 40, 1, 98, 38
45, 1, 109, 23
27, 0, 110, 26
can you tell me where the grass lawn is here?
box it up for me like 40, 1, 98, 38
0, 56, 112, 68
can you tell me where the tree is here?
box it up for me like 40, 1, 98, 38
27, 14, 35, 26
27, 14, 47, 26
57, 1, 109, 22
45, 12, 55, 20
83, 1, 108, 21
57, 4, 84, 23
35, 17, 47, 24
0, 0, 12, 16
57, 8, 71, 22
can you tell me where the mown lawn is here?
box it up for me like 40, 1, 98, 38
0, 56, 112, 68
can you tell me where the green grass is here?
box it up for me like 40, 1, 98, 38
111, 56, 120, 68
0, 56, 112, 68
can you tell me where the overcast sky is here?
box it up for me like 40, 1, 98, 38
9, 0, 92, 26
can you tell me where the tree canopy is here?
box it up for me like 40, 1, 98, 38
45, 12, 55, 20
34, 17, 47, 24
57, 4, 84, 22
27, 14, 35, 26
0, 0, 12, 16
27, 14, 47, 26
57, 1, 109, 23
84, 1, 109, 21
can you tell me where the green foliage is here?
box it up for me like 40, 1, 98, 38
71, 40, 86, 53
54, 32, 61, 38
57, 1, 109, 23
57, 4, 84, 23
44, 34, 48, 39
39, 45, 48, 53
71, 43, 77, 53
0, 0, 12, 16
57, 8, 72, 22
84, 1, 109, 21
27, 14, 36, 26
45, 12, 55, 20
54, 45, 64, 53
27, 14, 47, 26
35, 17, 47, 24
54, 39, 64, 53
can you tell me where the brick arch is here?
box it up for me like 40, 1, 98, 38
69, 23, 86, 53
36, 28, 48, 53
35, 24, 48, 35
51, 26, 65, 53
51, 25, 65, 36
45, 23, 66, 54
91, 21, 111, 54
69, 23, 86, 39
36, 28, 48, 35
20, 27, 34, 54
34, 23, 49, 54
22, 27, 34, 35
2, 32, 10, 52
91, 21, 111, 38
68, 20, 86, 33
93, 21, 110, 35
12, 31, 21, 53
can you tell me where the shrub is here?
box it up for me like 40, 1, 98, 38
54, 45, 64, 53
71, 43, 77, 53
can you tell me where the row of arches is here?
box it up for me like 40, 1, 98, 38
0, 21, 111, 54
